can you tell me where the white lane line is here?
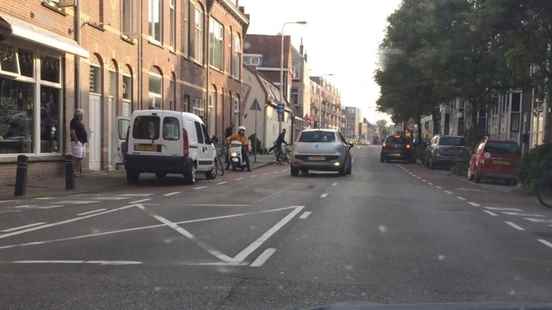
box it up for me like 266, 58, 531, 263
505, 221, 525, 231
232, 206, 304, 263
485, 207, 522, 212
435, 186, 443, 190
77, 209, 107, 216
538, 239, 552, 249
1, 222, 46, 233
15, 205, 65, 210
93, 197, 131, 201
332, 182, 338, 187
0, 206, 300, 252
456, 196, 466, 201
129, 198, 151, 204
34, 197, 54, 200
193, 186, 208, 190
164, 192, 181, 197
299, 211, 312, 220
182, 203, 250, 207
428, 182, 434, 186
119, 194, 152, 197
250, 248, 277, 267
421, 179, 427, 183
235, 177, 244, 181
0, 200, 15, 204
0, 204, 139, 240
467, 202, 481, 207
483, 210, 499, 217
444, 190, 453, 195
57, 200, 99, 205
320, 193, 329, 199
138, 206, 234, 264
12, 260, 142, 265
216, 181, 228, 185
502, 212, 545, 218
524, 218, 552, 224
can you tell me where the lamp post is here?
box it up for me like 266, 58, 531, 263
279, 21, 307, 133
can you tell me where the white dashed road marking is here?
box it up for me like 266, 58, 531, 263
1, 222, 46, 233
467, 202, 481, 207
57, 200, 99, 205
485, 207, 522, 212
501, 212, 544, 218
12, 260, 142, 265
524, 218, 552, 224
164, 192, 181, 197
456, 196, 466, 201
193, 186, 208, 190
332, 182, 338, 187
538, 239, 552, 249
34, 197, 54, 200
435, 186, 442, 190
120, 194, 152, 197
505, 221, 525, 231
216, 181, 228, 185
77, 209, 107, 216
129, 199, 151, 204
299, 211, 312, 220
320, 193, 328, 199
483, 210, 499, 217
250, 248, 277, 267
444, 190, 453, 195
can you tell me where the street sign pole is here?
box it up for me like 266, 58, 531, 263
250, 99, 262, 163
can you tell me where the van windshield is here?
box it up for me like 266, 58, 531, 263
133, 116, 160, 140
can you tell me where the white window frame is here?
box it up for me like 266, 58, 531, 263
149, 71, 163, 109
209, 17, 224, 70
122, 73, 132, 116
169, 0, 176, 50
0, 44, 64, 158
148, 0, 163, 43
191, 3, 204, 63
121, 0, 134, 38
231, 33, 241, 79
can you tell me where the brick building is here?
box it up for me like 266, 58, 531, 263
310, 76, 342, 129
0, 0, 248, 180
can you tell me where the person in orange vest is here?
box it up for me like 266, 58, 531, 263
226, 126, 251, 172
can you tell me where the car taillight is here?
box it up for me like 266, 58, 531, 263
405, 144, 412, 149
182, 128, 189, 157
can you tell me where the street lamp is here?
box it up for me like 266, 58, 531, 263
279, 21, 307, 133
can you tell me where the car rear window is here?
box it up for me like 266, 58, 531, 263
299, 131, 336, 143
132, 116, 160, 140
439, 137, 464, 146
485, 142, 520, 154
385, 136, 409, 144
163, 117, 180, 141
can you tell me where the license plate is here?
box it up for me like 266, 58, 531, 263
309, 156, 325, 161
493, 160, 511, 166
135, 144, 158, 152
390, 153, 402, 157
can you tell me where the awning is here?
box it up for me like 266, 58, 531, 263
0, 14, 89, 58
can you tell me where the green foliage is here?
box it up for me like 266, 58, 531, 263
520, 144, 552, 192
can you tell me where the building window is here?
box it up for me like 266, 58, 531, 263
0, 49, 62, 155
183, 94, 190, 112
170, 73, 176, 110
209, 18, 224, 70
191, 97, 204, 119
169, 0, 176, 49
233, 96, 240, 126
90, 65, 101, 94
231, 34, 241, 79
191, 3, 204, 63
180, 0, 189, 55
149, 70, 163, 109
208, 89, 216, 137
122, 73, 132, 116
148, 0, 162, 43
122, 0, 134, 37
243, 54, 263, 67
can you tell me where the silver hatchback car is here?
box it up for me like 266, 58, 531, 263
290, 129, 353, 176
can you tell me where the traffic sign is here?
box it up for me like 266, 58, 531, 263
250, 99, 262, 111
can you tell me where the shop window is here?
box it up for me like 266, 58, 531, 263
0, 46, 18, 74
19, 49, 34, 77
191, 97, 204, 119
0, 78, 35, 154
40, 86, 61, 153
41, 56, 60, 83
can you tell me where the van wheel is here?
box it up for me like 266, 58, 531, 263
183, 165, 197, 185
126, 170, 139, 184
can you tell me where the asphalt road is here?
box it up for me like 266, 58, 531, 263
0, 146, 551, 309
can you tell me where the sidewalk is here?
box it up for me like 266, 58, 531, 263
0, 154, 275, 200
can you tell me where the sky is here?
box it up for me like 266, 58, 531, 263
239, 0, 403, 124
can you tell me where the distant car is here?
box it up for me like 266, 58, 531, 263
424, 135, 469, 169
468, 138, 521, 185
380, 135, 415, 163
290, 129, 353, 176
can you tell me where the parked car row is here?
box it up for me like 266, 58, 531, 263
379, 133, 522, 186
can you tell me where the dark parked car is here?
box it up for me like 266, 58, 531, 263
468, 138, 521, 185
424, 135, 469, 169
380, 135, 415, 163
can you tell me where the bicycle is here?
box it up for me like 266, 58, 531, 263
214, 143, 226, 177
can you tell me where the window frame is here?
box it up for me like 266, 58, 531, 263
148, 71, 163, 109
148, 0, 163, 44
121, 0, 134, 38
163, 116, 180, 140
169, 0, 177, 50
209, 17, 224, 70
191, 2, 204, 64
231, 33, 242, 79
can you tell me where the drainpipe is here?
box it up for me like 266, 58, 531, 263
74, 0, 81, 109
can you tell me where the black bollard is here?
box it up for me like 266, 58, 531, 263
64, 155, 75, 190
14, 155, 28, 197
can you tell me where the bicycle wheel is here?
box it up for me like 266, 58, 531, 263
216, 157, 225, 176
537, 175, 552, 208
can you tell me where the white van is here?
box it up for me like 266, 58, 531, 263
124, 110, 216, 184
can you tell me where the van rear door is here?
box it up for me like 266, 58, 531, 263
116, 116, 130, 167
130, 114, 163, 155
161, 115, 182, 156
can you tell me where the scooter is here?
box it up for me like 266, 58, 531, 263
229, 140, 248, 171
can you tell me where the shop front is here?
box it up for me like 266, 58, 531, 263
0, 14, 88, 180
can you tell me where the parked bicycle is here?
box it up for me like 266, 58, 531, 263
211, 136, 226, 177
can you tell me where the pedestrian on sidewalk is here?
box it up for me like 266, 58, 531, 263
70, 109, 88, 177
